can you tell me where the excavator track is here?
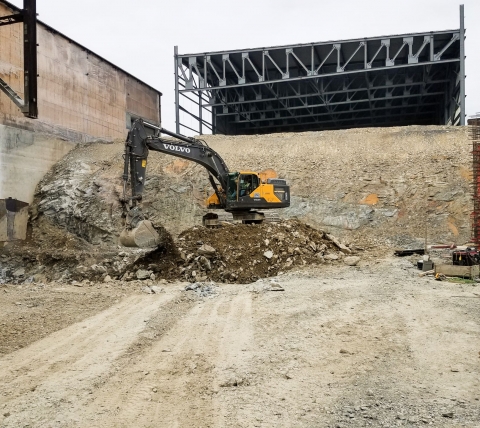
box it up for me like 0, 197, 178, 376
202, 211, 281, 227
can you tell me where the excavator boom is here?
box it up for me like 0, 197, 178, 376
124, 119, 229, 208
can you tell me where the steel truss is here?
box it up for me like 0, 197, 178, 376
0, 0, 38, 119
175, 6, 466, 135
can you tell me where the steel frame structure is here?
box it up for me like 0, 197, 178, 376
175, 6, 466, 135
0, 0, 38, 119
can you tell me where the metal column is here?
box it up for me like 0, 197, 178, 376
23, 0, 38, 118
174, 45, 180, 134
199, 91, 203, 135
459, 4, 466, 126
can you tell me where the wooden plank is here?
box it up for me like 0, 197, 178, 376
434, 264, 479, 278
394, 248, 425, 257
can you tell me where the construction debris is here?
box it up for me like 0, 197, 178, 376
184, 281, 219, 297
0, 217, 354, 285
161, 219, 353, 284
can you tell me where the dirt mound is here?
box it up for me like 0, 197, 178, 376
132, 220, 355, 284
1, 219, 354, 285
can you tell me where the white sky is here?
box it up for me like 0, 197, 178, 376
8, 0, 480, 133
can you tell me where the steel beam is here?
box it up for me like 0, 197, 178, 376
0, 12, 22, 26
216, 92, 445, 117
23, 0, 37, 118
207, 79, 450, 108
0, 0, 37, 118
229, 101, 439, 123
174, 45, 180, 133
241, 112, 436, 132
180, 59, 459, 94
459, 4, 466, 125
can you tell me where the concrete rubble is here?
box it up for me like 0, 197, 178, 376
184, 281, 219, 298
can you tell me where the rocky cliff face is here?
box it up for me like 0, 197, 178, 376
205, 126, 472, 248
28, 125, 471, 250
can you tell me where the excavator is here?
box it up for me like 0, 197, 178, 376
119, 119, 290, 247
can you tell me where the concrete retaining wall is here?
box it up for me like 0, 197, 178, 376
0, 124, 76, 242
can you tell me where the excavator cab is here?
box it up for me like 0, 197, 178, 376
223, 171, 289, 211
227, 172, 260, 201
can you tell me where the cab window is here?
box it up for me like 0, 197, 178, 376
227, 173, 239, 201
239, 174, 259, 198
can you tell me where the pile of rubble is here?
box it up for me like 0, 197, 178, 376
1, 219, 358, 285
132, 219, 359, 284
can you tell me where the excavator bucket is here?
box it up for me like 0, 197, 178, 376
119, 220, 161, 248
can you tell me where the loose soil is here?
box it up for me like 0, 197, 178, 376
135, 219, 351, 284
0, 258, 479, 427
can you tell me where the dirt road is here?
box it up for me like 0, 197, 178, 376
1, 258, 479, 427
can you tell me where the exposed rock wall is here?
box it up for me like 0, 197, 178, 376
203, 126, 471, 247
29, 125, 471, 249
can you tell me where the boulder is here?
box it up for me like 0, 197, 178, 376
199, 256, 212, 271
136, 269, 152, 280
338, 243, 352, 254
326, 234, 351, 253
197, 244, 216, 258
344, 256, 361, 266
13, 267, 25, 277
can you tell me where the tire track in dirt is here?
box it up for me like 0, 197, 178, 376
215, 270, 418, 427
82, 289, 254, 428
0, 293, 177, 428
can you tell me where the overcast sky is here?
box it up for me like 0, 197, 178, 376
9, 0, 480, 133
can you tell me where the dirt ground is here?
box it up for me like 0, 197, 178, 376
1, 256, 479, 428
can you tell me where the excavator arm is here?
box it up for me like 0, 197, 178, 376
123, 119, 229, 211
120, 119, 232, 247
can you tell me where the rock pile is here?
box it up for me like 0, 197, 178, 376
134, 219, 355, 284
1, 217, 356, 285
184, 281, 219, 298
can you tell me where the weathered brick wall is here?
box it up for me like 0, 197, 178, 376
0, 2, 161, 141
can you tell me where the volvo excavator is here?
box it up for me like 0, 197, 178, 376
119, 119, 290, 247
